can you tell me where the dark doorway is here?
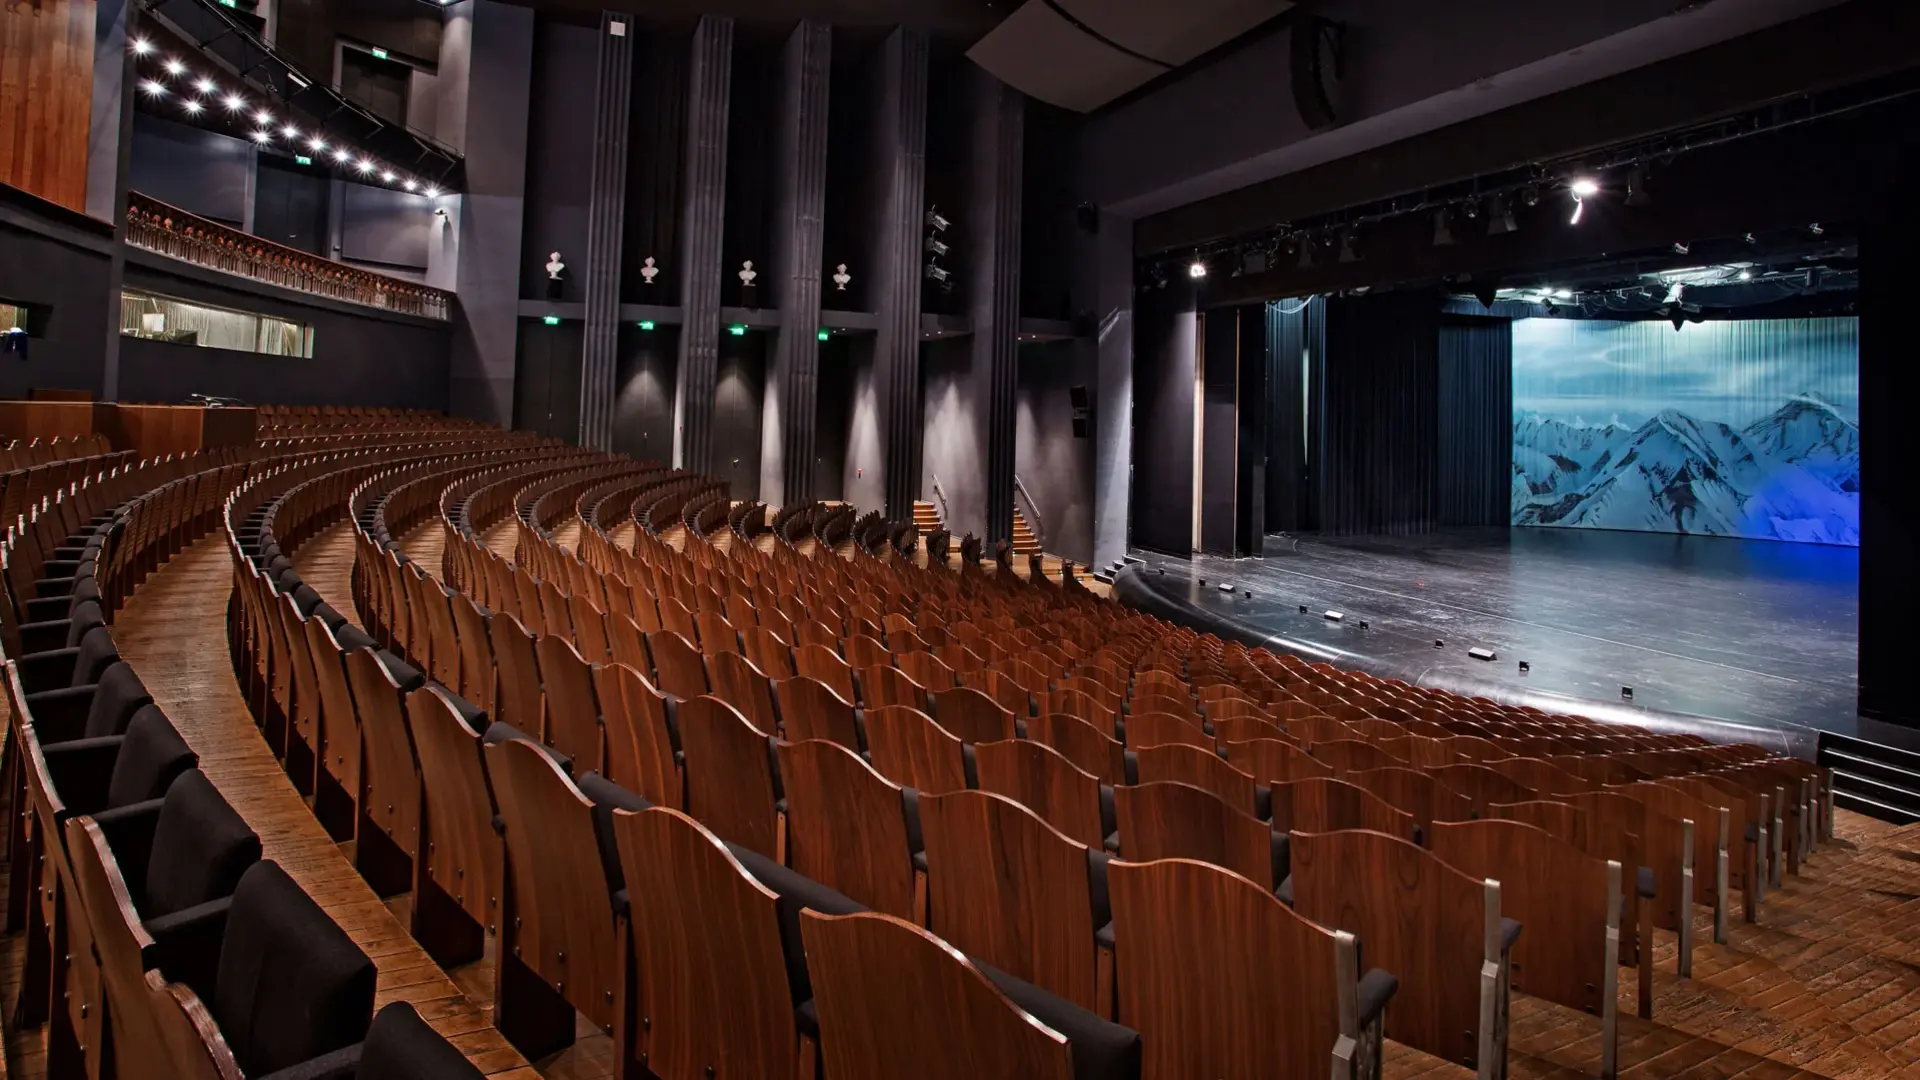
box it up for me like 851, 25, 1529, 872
253, 157, 329, 256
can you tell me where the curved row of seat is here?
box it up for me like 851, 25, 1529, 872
7, 411, 1841, 1080
0, 426, 531, 1079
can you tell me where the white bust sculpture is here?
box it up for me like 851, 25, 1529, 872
738, 260, 757, 287
546, 252, 565, 279
833, 263, 851, 291
640, 256, 658, 284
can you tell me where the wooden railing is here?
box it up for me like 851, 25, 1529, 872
124, 191, 452, 321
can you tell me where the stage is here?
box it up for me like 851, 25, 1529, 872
1114, 527, 1892, 759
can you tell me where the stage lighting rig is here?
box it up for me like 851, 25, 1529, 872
1188, 260, 1207, 279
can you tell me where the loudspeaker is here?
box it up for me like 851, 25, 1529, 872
1290, 16, 1343, 132
1071, 416, 1090, 439
1068, 384, 1089, 410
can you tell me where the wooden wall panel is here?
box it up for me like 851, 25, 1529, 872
0, 0, 96, 212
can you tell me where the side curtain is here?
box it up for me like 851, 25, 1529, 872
1438, 315, 1513, 527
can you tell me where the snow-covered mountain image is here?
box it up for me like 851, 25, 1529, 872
1510, 318, 1859, 546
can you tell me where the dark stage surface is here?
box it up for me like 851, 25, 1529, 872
1116, 528, 1894, 759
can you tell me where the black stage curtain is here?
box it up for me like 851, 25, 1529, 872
1263, 296, 1323, 533
1199, 309, 1239, 554
1437, 315, 1513, 527
1130, 280, 1199, 554
1316, 290, 1440, 535
1860, 143, 1919, 728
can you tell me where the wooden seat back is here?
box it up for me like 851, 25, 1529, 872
1029, 712, 1127, 786
971, 738, 1106, 849
1123, 710, 1211, 751
1114, 782, 1273, 888
1221, 737, 1334, 784
1270, 778, 1417, 841
1133, 743, 1258, 815
706, 649, 779, 735
647, 629, 710, 700
1291, 828, 1506, 1073
592, 662, 682, 807
488, 613, 544, 736
863, 706, 969, 795
799, 911, 1075, 1080
930, 686, 1016, 744
676, 696, 782, 860
448, 592, 498, 717
919, 790, 1098, 1011
304, 618, 364, 804
1347, 766, 1475, 832
1432, 762, 1538, 812
612, 809, 799, 1079
343, 648, 420, 861
777, 739, 917, 919
1108, 857, 1368, 1080
535, 634, 604, 772
1309, 738, 1401, 774
404, 685, 503, 936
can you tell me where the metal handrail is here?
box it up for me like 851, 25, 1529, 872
1012, 473, 1046, 550
929, 474, 951, 525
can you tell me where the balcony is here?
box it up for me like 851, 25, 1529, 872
126, 192, 452, 321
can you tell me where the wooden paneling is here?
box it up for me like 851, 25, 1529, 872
0, 0, 95, 212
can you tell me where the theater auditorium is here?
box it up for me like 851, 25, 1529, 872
2, 0, 1918, 1078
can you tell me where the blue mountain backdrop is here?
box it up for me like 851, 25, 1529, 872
1510, 317, 1859, 546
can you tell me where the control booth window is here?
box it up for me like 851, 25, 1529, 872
120, 289, 315, 358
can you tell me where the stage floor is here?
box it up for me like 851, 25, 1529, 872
1118, 527, 1886, 757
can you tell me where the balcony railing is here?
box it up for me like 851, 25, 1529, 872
125, 192, 452, 321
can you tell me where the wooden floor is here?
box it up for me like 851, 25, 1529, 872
28, 536, 536, 1078
7, 512, 1920, 1080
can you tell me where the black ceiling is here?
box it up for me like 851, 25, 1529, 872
508, 0, 1013, 39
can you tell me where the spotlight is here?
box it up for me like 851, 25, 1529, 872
402, 179, 417, 191
252, 129, 271, 143
356, 158, 375, 175
1671, 242, 1690, 255
1741, 232, 1756, 245
1463, 200, 1479, 220
131, 37, 154, 56
423, 186, 440, 198
1625, 166, 1651, 207
194, 76, 216, 95
925, 207, 950, 232
1665, 281, 1685, 304
1488, 195, 1517, 235
1808, 222, 1825, 236
139, 78, 167, 98
1432, 209, 1454, 247
253, 108, 273, 126
1521, 187, 1540, 208
925, 264, 951, 286
333, 147, 352, 163
223, 93, 247, 113
380, 170, 396, 183
163, 57, 186, 77
1569, 177, 1600, 198
279, 124, 299, 140
182, 98, 204, 115
1737, 269, 1753, 281
1188, 260, 1207, 279
925, 235, 949, 258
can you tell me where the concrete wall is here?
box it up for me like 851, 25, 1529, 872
0, 213, 115, 399
842, 338, 882, 511
1015, 339, 1095, 564
920, 336, 983, 536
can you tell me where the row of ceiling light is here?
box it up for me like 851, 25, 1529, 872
131, 37, 443, 199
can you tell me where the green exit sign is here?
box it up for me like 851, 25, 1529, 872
370, 47, 388, 59
294, 155, 313, 166
218, 0, 236, 7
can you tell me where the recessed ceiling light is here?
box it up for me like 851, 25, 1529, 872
131, 37, 154, 56
163, 57, 186, 77
402, 179, 417, 191
140, 79, 167, 97
223, 92, 246, 112
307, 136, 327, 152
194, 76, 217, 95
380, 170, 395, 182
356, 158, 375, 174
423, 186, 439, 198
181, 99, 204, 115
1570, 177, 1600, 197
253, 108, 274, 125
333, 147, 352, 162
252, 130, 272, 143
281, 124, 300, 140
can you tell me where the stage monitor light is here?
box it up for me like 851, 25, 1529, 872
639, 320, 656, 330
1358, 620, 1369, 631
1323, 610, 1343, 621
1468, 647, 1497, 662
1188, 260, 1207, 279
1620, 685, 1634, 701
1218, 583, 1235, 593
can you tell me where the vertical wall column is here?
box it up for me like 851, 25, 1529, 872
578, 12, 634, 449
760, 20, 832, 505
674, 15, 733, 471
1089, 211, 1135, 570
93, 0, 133, 398
449, 0, 533, 425
969, 69, 1024, 546
872, 27, 929, 519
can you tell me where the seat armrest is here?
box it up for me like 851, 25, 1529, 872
92, 797, 165, 908
24, 596, 76, 623
42, 735, 126, 817
251, 1043, 363, 1080
34, 576, 78, 600
17, 647, 81, 695
1356, 968, 1398, 1028
142, 896, 233, 1002
21, 684, 99, 744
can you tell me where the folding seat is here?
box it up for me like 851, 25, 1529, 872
972, 738, 1109, 850
1042, 687, 1116, 735
1028, 712, 1127, 786
484, 735, 626, 1059
857, 664, 929, 712
1127, 691, 1197, 725
1655, 774, 1764, 922
935, 642, 987, 674
448, 591, 498, 718
929, 685, 1015, 744
17, 656, 154, 746
1431, 762, 1539, 813
646, 628, 710, 699
1428, 819, 1625, 1077
1108, 857, 1392, 1080
958, 667, 1031, 716
1485, 754, 1598, 795
677, 695, 783, 860
489, 613, 546, 736
694, 607, 740, 655
1113, 781, 1280, 888
1348, 766, 1476, 833
343, 648, 423, 895
536, 634, 605, 772
743, 625, 796, 680
1308, 737, 1403, 775
1121, 710, 1211, 751
895, 650, 956, 692
800, 910, 1139, 1080
862, 706, 969, 796
914, 786, 1120, 1019
1133, 742, 1265, 818
658, 594, 700, 643
777, 739, 923, 920
1702, 769, 1788, 887
1269, 777, 1419, 841
1288, 829, 1516, 1079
